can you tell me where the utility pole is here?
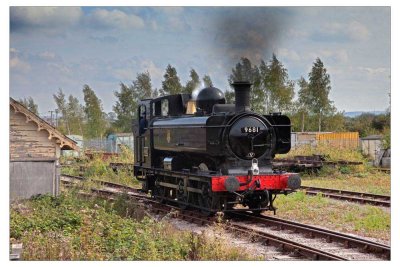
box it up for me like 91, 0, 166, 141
55, 109, 59, 127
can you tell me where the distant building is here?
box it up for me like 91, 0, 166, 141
360, 134, 391, 168
62, 135, 83, 157
10, 98, 79, 201
360, 135, 383, 160
107, 133, 134, 153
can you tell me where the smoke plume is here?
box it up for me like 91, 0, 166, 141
212, 7, 290, 65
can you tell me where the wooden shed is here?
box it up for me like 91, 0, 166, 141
9, 98, 79, 201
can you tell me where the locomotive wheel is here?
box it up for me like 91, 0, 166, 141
152, 178, 166, 204
177, 179, 188, 209
197, 183, 215, 216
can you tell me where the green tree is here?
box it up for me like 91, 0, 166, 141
228, 57, 264, 113
308, 58, 334, 132
160, 64, 182, 95
113, 83, 136, 132
225, 90, 235, 104
53, 89, 70, 134
152, 88, 160, 98
134, 71, 153, 100
184, 69, 200, 94
323, 112, 346, 132
83, 84, 106, 138
297, 76, 311, 132
260, 54, 294, 113
345, 113, 375, 137
19, 97, 39, 115
202, 75, 213, 87
67, 95, 85, 136
113, 71, 154, 132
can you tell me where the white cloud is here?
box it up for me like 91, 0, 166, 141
86, 9, 144, 30
347, 21, 371, 41
166, 17, 189, 31
277, 48, 301, 61
10, 47, 30, 72
47, 62, 72, 76
11, 7, 82, 30
140, 60, 164, 81
307, 49, 349, 64
39, 51, 56, 60
159, 7, 184, 15
150, 20, 158, 31
322, 20, 370, 41
358, 67, 390, 76
10, 57, 31, 73
335, 50, 349, 63
287, 28, 309, 39
112, 68, 136, 81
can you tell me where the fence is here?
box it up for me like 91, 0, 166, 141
83, 137, 134, 153
291, 132, 360, 149
316, 132, 359, 149
62, 134, 135, 157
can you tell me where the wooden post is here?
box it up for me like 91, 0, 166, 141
10, 243, 23, 260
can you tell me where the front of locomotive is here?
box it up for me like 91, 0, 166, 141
211, 81, 301, 212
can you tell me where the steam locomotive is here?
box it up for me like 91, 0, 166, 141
133, 81, 301, 215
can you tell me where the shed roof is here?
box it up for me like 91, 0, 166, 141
10, 98, 79, 151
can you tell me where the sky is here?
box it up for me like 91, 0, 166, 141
9, 6, 391, 115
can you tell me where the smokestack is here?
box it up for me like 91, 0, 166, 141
231, 81, 251, 112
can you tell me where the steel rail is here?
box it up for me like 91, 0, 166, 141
228, 211, 390, 260
300, 186, 390, 207
61, 174, 139, 193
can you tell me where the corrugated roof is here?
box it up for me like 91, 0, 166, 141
10, 98, 79, 151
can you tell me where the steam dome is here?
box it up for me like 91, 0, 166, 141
196, 87, 226, 114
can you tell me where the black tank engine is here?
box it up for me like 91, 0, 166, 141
133, 81, 301, 214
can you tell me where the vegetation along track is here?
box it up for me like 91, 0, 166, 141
60, 174, 390, 261
300, 186, 390, 207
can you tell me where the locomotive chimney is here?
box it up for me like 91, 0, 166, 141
231, 81, 252, 112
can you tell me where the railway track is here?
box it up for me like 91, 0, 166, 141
60, 174, 390, 261
300, 186, 390, 207
227, 212, 390, 260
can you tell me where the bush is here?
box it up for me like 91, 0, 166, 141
10, 193, 255, 260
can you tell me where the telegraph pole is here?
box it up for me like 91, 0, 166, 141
55, 109, 59, 127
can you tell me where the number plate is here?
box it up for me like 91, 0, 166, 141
241, 127, 260, 133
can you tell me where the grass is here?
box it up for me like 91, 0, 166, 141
301, 170, 391, 195
271, 143, 390, 241
61, 147, 139, 188
274, 191, 390, 241
282, 143, 366, 162
10, 192, 256, 260
276, 144, 391, 195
